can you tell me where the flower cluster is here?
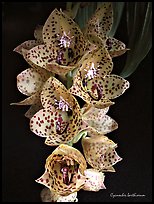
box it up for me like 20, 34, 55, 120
12, 3, 130, 202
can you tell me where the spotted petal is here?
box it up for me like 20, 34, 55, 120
83, 169, 106, 191
13, 40, 40, 55
85, 3, 113, 41
16, 67, 50, 96
36, 170, 52, 189
82, 135, 122, 171
30, 107, 69, 138
105, 37, 129, 58
100, 74, 130, 99
26, 44, 54, 69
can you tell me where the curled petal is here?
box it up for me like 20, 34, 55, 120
41, 188, 78, 202
85, 3, 113, 38
105, 37, 129, 57
83, 169, 106, 191
10, 91, 40, 106
13, 40, 40, 55
82, 135, 122, 171
16, 67, 50, 96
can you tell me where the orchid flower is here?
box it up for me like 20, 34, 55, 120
82, 134, 122, 172
84, 2, 129, 58
69, 47, 130, 108
36, 144, 87, 197
81, 105, 118, 136
29, 76, 82, 146
26, 8, 87, 77
36, 144, 106, 202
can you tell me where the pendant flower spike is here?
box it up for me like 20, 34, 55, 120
30, 76, 82, 146
11, 3, 131, 202
84, 2, 129, 58
26, 8, 87, 76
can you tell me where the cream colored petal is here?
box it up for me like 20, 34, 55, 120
84, 114, 118, 135
16, 67, 50, 96
83, 168, 106, 191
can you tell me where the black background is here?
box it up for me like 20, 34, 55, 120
2, 2, 152, 202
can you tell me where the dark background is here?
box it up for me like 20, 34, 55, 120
2, 2, 152, 202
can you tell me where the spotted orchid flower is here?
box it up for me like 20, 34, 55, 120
84, 2, 129, 58
29, 76, 82, 146
81, 105, 118, 136
36, 145, 87, 197
36, 144, 106, 202
82, 134, 122, 172
26, 8, 87, 77
14, 25, 43, 55
69, 47, 130, 109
